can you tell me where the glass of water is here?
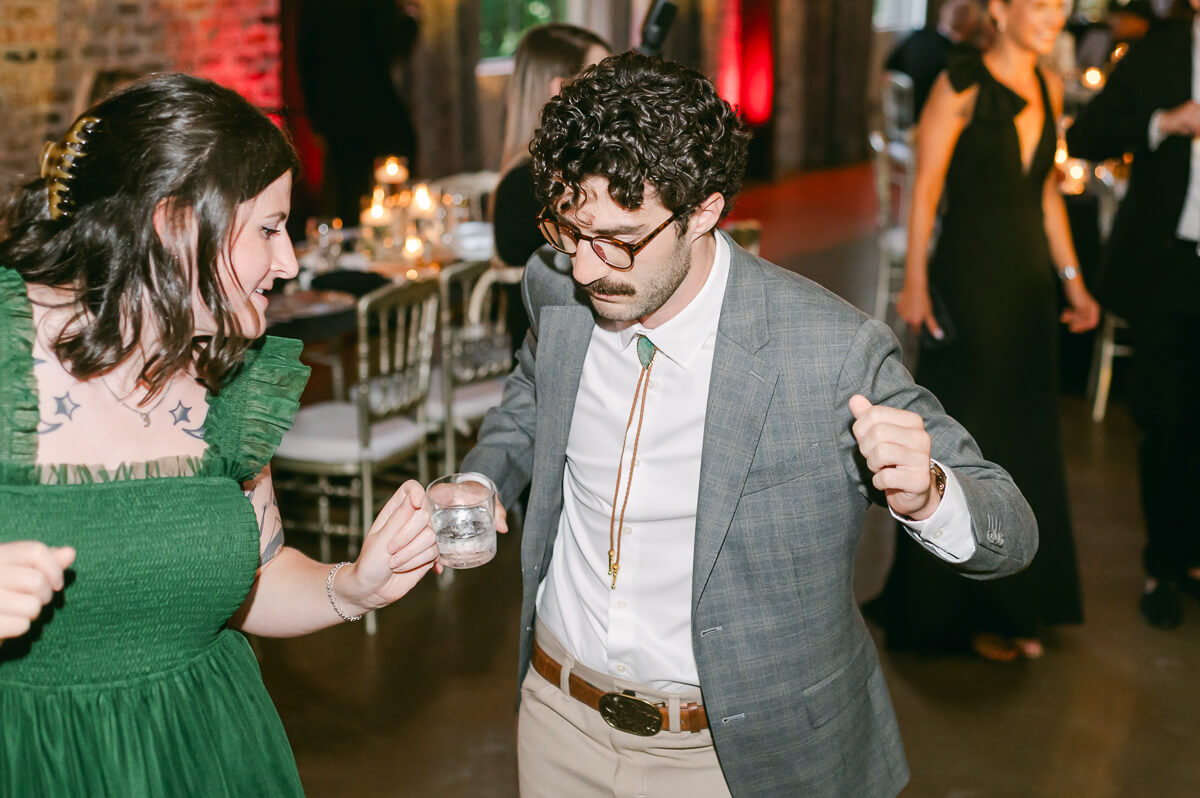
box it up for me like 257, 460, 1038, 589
426, 472, 497, 569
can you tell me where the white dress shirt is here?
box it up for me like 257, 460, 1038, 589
1148, 16, 1200, 243
536, 233, 975, 692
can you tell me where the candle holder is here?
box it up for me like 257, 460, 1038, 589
374, 155, 409, 189
360, 187, 395, 259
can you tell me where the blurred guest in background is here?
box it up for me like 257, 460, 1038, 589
299, 0, 421, 224
1067, 0, 1200, 629
491, 24, 609, 357
0, 74, 439, 795
1075, 0, 1157, 69
886, 0, 984, 118
874, 0, 1100, 662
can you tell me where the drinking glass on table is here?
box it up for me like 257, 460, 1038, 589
426, 473, 498, 568
305, 216, 344, 270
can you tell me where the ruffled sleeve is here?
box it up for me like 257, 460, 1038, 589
946, 45, 1027, 122
0, 267, 39, 481
202, 336, 310, 483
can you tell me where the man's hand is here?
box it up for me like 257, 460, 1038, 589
849, 394, 941, 520
1158, 100, 1200, 139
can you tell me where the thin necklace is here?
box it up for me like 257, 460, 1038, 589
98, 373, 168, 427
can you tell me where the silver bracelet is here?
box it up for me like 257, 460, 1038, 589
325, 562, 362, 622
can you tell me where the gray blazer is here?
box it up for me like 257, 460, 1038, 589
461, 234, 1037, 797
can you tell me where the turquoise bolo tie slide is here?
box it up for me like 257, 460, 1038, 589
637, 335, 656, 368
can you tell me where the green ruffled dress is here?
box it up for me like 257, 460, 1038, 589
0, 267, 311, 796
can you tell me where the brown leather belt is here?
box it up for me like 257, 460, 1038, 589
532, 641, 709, 736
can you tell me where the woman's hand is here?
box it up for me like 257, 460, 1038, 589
0, 542, 76, 640
896, 284, 942, 339
1061, 281, 1101, 333
336, 481, 440, 617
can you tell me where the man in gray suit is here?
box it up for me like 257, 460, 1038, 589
461, 52, 1036, 797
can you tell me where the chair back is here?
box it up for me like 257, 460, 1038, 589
437, 171, 501, 222
354, 279, 440, 448
882, 71, 915, 142
439, 260, 514, 387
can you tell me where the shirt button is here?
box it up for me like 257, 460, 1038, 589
617, 600, 628, 609
647, 380, 657, 390
616, 664, 626, 673
932, 528, 944, 539
623, 526, 633, 536
634, 457, 642, 468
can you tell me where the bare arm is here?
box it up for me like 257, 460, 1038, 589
230, 470, 439, 637
1042, 74, 1100, 333
896, 73, 974, 336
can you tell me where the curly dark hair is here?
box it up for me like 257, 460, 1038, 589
530, 52, 750, 225
0, 73, 300, 397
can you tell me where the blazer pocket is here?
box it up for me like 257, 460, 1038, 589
742, 445, 825, 496
801, 636, 876, 729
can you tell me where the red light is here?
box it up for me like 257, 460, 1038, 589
741, 0, 773, 125
716, 0, 743, 109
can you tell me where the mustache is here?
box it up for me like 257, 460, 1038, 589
580, 278, 636, 297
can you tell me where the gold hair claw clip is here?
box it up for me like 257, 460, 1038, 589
40, 115, 100, 220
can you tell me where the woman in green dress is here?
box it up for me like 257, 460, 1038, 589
0, 74, 442, 796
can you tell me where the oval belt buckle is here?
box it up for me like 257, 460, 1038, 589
598, 690, 663, 736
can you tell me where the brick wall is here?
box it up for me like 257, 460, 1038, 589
0, 0, 282, 186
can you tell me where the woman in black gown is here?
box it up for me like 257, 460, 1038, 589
873, 0, 1101, 661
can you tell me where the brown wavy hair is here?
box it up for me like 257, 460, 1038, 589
0, 72, 300, 397
530, 52, 750, 225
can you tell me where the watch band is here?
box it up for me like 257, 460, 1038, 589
929, 462, 946, 499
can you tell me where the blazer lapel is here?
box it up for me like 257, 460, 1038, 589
528, 304, 593, 551
692, 237, 779, 606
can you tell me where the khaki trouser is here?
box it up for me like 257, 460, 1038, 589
518, 622, 733, 798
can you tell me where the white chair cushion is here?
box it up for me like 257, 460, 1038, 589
425, 370, 507, 425
276, 401, 430, 464
880, 226, 907, 259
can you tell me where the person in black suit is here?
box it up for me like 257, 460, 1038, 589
1067, 0, 1200, 629
1074, 0, 1156, 69
885, 0, 984, 117
298, 0, 421, 224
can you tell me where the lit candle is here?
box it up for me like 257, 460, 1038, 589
1060, 158, 1088, 195
360, 187, 393, 254
410, 183, 435, 219
403, 234, 423, 257
374, 156, 409, 185
360, 197, 393, 227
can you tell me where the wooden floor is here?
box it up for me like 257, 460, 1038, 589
257, 166, 1200, 797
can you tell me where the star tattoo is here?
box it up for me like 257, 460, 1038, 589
54, 392, 80, 420
170, 401, 192, 426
